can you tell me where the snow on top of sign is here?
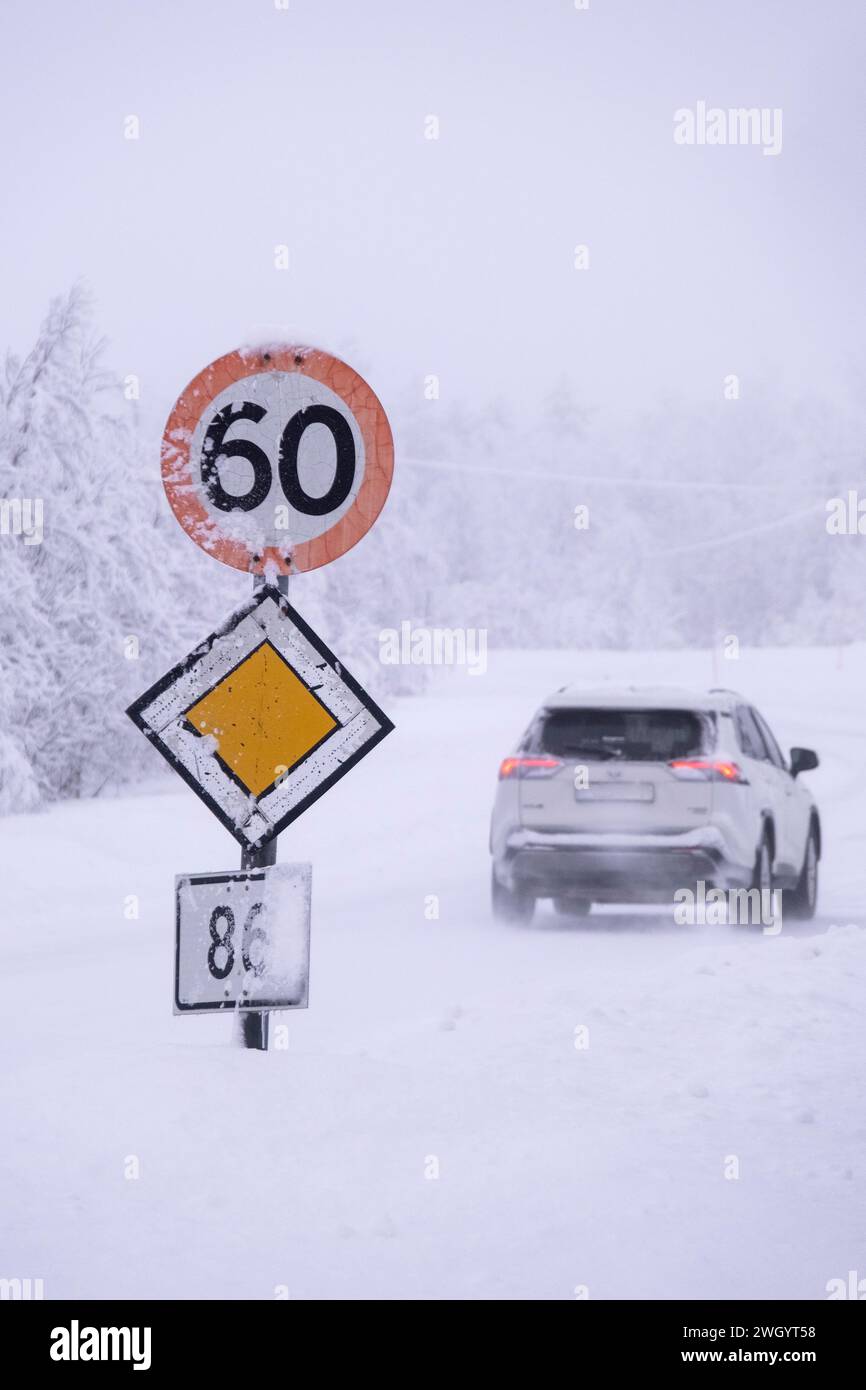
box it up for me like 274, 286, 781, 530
236, 327, 319, 358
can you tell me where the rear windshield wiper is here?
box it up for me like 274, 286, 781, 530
551, 743, 622, 760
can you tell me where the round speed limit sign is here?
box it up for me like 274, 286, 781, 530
161, 345, 394, 574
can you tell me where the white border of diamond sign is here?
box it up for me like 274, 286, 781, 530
127, 584, 394, 851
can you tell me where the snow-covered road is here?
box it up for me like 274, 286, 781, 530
2, 645, 864, 1299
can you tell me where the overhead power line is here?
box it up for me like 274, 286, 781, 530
401, 454, 833, 495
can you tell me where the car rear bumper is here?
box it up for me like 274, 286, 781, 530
498, 826, 752, 902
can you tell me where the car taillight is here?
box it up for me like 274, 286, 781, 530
669, 758, 747, 784
498, 756, 562, 780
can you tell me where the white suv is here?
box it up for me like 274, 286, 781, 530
490, 687, 820, 924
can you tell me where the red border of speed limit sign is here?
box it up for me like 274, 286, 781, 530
161, 346, 394, 574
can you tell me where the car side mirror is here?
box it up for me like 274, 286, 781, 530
790, 747, 818, 777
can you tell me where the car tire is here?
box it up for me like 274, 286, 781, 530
491, 868, 535, 925
751, 831, 773, 893
553, 896, 592, 918
749, 829, 777, 929
786, 826, 819, 921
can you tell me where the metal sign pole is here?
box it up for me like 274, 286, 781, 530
238, 570, 289, 1051
131, 342, 394, 1051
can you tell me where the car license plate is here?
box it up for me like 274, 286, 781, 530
575, 782, 655, 802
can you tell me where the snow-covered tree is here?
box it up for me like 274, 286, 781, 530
0, 287, 235, 812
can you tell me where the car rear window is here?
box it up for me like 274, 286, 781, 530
535, 708, 712, 762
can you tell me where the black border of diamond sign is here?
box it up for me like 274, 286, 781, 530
126, 584, 394, 851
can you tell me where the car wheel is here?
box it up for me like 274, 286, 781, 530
752, 833, 772, 890
786, 826, 819, 920
491, 868, 535, 925
553, 896, 592, 918
748, 830, 777, 929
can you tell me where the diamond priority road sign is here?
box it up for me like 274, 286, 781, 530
175, 864, 311, 1014
126, 584, 394, 852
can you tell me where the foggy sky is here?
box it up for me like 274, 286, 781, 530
1, 0, 864, 435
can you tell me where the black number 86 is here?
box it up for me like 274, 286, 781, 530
207, 902, 269, 980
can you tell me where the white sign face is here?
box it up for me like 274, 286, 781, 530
186, 370, 366, 550
175, 864, 311, 1014
127, 585, 394, 852
161, 344, 394, 575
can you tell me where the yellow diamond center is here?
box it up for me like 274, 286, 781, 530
184, 641, 337, 798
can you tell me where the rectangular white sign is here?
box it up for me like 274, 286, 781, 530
175, 864, 311, 1013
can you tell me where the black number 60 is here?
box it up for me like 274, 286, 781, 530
201, 402, 355, 516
